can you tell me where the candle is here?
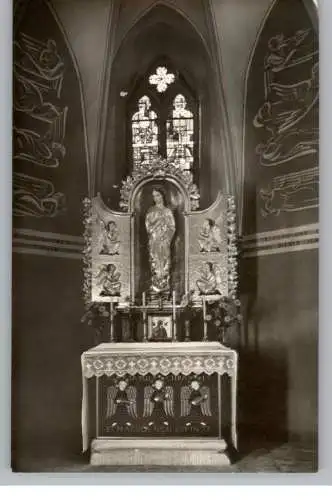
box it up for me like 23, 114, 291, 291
203, 297, 208, 341
142, 292, 147, 342
172, 291, 176, 341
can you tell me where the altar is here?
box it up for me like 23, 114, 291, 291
81, 342, 238, 466
81, 156, 240, 467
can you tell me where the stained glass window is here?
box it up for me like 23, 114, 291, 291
166, 94, 194, 171
129, 65, 198, 176
131, 95, 159, 168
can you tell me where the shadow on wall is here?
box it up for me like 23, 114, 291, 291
12, 0, 91, 469
240, 0, 318, 447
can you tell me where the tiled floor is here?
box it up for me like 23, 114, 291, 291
13, 441, 317, 473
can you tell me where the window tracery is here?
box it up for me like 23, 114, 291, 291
129, 65, 198, 175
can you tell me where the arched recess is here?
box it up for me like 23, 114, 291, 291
242, 0, 319, 236
13, 0, 89, 235
95, 3, 233, 210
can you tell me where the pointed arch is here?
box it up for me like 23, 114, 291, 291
96, 2, 234, 211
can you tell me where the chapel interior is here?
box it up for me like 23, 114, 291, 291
12, 0, 318, 472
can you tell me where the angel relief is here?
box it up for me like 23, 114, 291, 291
143, 378, 174, 430
96, 264, 121, 297
198, 217, 223, 253
181, 379, 212, 429
98, 217, 120, 256
196, 262, 224, 296
106, 379, 137, 430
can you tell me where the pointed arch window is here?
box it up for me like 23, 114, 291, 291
128, 63, 198, 177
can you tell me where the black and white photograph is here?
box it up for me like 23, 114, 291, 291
11, 0, 319, 474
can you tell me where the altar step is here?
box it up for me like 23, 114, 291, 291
90, 438, 231, 468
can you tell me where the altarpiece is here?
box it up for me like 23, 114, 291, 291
81, 156, 239, 466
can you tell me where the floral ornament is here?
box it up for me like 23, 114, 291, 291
81, 301, 111, 343
226, 196, 239, 299
149, 66, 175, 93
82, 197, 92, 306
119, 155, 200, 211
81, 197, 112, 342
205, 296, 242, 345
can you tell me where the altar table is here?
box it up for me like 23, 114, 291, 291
81, 342, 238, 465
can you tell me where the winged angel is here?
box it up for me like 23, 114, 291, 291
198, 214, 223, 253
106, 380, 137, 429
181, 380, 211, 427
143, 379, 174, 427
96, 214, 120, 256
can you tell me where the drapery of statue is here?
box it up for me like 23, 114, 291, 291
86, 156, 238, 310
145, 189, 176, 295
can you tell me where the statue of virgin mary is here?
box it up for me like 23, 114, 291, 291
145, 189, 176, 294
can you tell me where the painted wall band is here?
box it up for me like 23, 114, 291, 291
242, 223, 318, 258
12, 228, 84, 259
13, 224, 318, 260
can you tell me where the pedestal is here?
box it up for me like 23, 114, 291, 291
90, 438, 231, 467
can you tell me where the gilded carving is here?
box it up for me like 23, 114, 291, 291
96, 264, 121, 297
98, 218, 120, 256
196, 262, 224, 295
198, 217, 223, 253
145, 189, 175, 294
119, 155, 200, 211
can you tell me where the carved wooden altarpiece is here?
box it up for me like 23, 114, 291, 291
81, 156, 239, 467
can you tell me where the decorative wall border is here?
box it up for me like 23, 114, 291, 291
241, 223, 318, 258
12, 228, 84, 260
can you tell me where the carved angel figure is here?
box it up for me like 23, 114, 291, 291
198, 217, 223, 253
143, 378, 174, 427
96, 263, 121, 296
106, 379, 137, 428
196, 262, 224, 295
98, 218, 120, 256
181, 380, 211, 427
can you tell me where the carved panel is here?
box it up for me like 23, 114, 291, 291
188, 194, 229, 299
91, 195, 130, 303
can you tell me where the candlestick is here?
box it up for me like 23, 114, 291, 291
203, 296, 208, 341
142, 292, 148, 342
184, 318, 190, 342
109, 302, 115, 342
172, 290, 177, 341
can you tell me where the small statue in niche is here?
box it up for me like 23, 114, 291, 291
96, 263, 121, 296
198, 218, 223, 253
145, 189, 176, 294
143, 378, 174, 428
196, 262, 223, 295
99, 219, 120, 256
106, 379, 137, 429
181, 379, 211, 427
